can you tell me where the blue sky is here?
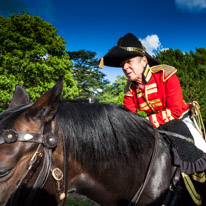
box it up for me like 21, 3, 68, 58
0, 0, 206, 83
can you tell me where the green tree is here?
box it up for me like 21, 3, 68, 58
98, 75, 147, 116
67, 50, 109, 99
98, 75, 127, 104
0, 12, 78, 110
156, 48, 206, 125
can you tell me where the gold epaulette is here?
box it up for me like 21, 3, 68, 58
124, 80, 133, 96
151, 65, 177, 82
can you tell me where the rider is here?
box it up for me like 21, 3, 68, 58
99, 33, 206, 153
99, 32, 206, 205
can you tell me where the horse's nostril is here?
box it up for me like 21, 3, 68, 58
0, 169, 12, 178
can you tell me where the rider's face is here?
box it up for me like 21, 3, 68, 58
121, 56, 147, 84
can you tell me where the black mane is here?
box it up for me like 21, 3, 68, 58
0, 101, 156, 169
56, 101, 155, 167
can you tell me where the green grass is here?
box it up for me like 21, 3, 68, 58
66, 197, 93, 206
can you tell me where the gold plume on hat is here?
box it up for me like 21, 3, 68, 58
99, 57, 104, 69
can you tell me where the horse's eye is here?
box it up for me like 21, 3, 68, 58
0, 169, 12, 178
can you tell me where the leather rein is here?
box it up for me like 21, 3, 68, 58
128, 129, 160, 205
128, 128, 194, 205
0, 121, 67, 206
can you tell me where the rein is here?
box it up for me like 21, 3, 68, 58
0, 121, 66, 206
129, 128, 194, 205
129, 129, 160, 205
158, 130, 194, 144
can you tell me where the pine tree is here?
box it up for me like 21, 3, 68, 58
68, 50, 109, 99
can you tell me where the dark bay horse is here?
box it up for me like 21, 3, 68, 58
0, 77, 194, 206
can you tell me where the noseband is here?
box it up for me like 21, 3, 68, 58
0, 122, 66, 206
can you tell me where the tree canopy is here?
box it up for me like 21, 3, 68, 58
0, 12, 78, 110
156, 48, 206, 102
97, 75, 127, 104
68, 50, 109, 99
156, 48, 206, 124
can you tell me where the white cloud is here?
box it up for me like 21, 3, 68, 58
160, 48, 169, 52
175, 0, 206, 12
140, 35, 162, 56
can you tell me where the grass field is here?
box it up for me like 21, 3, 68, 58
66, 193, 99, 206
66, 197, 92, 206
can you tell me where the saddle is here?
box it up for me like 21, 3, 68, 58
158, 119, 206, 205
159, 119, 206, 174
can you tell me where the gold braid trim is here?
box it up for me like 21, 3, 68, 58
182, 172, 202, 205
151, 65, 177, 82
192, 172, 206, 183
119, 46, 146, 56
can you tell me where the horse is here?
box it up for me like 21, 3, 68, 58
0, 76, 195, 206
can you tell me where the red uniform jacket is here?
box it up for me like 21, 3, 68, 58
123, 64, 189, 128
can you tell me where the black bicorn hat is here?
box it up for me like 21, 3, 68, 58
99, 33, 160, 68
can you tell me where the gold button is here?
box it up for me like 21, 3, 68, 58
8, 134, 13, 139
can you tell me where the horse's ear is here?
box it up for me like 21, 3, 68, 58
9, 85, 30, 108
26, 76, 63, 122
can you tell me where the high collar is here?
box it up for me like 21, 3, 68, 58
130, 64, 152, 87
142, 64, 152, 84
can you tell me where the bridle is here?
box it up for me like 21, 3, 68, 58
2, 123, 159, 206
128, 128, 193, 205
128, 129, 160, 205
0, 120, 67, 206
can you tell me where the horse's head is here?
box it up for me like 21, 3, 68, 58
0, 77, 63, 206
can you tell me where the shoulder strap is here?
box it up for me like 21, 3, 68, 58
151, 65, 177, 82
